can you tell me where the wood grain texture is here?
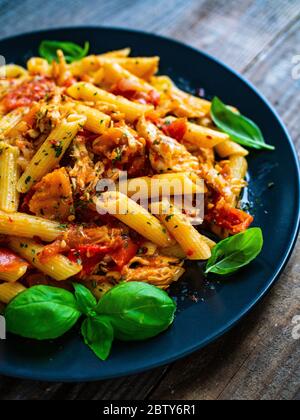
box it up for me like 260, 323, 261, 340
0, 0, 299, 400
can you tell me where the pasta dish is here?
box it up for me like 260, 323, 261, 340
0, 42, 272, 360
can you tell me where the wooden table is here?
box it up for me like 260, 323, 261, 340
0, 0, 299, 401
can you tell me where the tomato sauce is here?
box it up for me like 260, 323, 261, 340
0, 248, 28, 272
1, 76, 55, 112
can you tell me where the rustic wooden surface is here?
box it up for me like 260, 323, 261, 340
0, 0, 299, 401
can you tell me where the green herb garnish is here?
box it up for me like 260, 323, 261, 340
5, 282, 176, 361
39, 40, 90, 64
211, 97, 275, 151
205, 228, 263, 275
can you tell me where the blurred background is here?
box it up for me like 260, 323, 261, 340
0, 0, 299, 401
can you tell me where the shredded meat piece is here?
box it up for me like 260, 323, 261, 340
121, 255, 185, 289
137, 117, 200, 174
29, 167, 73, 221
199, 163, 235, 203
39, 225, 124, 261
69, 134, 104, 195
92, 125, 147, 177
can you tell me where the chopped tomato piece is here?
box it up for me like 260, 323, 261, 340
162, 118, 187, 141
111, 238, 139, 270
206, 200, 253, 234
62, 77, 77, 87
1, 76, 55, 112
68, 244, 111, 275
111, 78, 160, 106
0, 248, 28, 272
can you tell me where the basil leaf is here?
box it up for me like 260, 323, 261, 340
95, 282, 176, 341
211, 97, 275, 151
205, 228, 263, 275
81, 316, 114, 361
39, 40, 90, 63
5, 285, 81, 340
73, 283, 97, 316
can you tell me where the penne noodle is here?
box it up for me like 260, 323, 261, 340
0, 210, 64, 242
0, 281, 26, 304
0, 107, 29, 136
99, 57, 159, 80
215, 140, 249, 158
118, 172, 205, 200
99, 48, 131, 58
156, 200, 212, 260
99, 61, 157, 94
152, 75, 211, 117
95, 192, 173, 248
17, 113, 86, 193
74, 103, 111, 134
67, 82, 152, 122
27, 57, 51, 76
0, 143, 20, 212
9, 237, 82, 281
228, 155, 248, 180
0, 264, 28, 282
228, 155, 248, 205
1, 64, 28, 79
163, 116, 229, 148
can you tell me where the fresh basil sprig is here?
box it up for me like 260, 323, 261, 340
211, 97, 275, 151
73, 282, 97, 317
5, 286, 81, 340
39, 40, 90, 63
82, 282, 176, 360
4, 282, 176, 361
205, 227, 263, 275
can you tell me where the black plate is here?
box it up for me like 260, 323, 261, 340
0, 27, 299, 382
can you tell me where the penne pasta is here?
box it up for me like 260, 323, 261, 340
118, 172, 205, 200
99, 57, 159, 80
0, 210, 64, 242
75, 103, 111, 134
1, 64, 28, 79
0, 281, 26, 304
99, 61, 158, 94
17, 113, 86, 193
67, 82, 152, 122
99, 48, 131, 58
95, 191, 173, 248
156, 200, 212, 260
163, 116, 229, 148
152, 75, 211, 117
0, 106, 29, 135
0, 264, 28, 282
9, 237, 82, 281
27, 57, 51, 76
228, 155, 248, 205
0, 143, 20, 212
215, 140, 249, 158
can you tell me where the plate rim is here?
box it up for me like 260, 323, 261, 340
0, 25, 299, 382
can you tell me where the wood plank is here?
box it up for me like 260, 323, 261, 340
151, 17, 300, 400
0, 0, 299, 73
0, 366, 170, 400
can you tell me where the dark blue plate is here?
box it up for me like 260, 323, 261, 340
0, 27, 299, 382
